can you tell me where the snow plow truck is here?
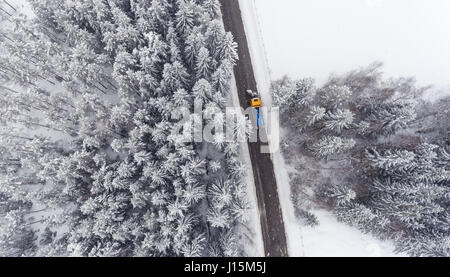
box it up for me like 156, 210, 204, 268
247, 90, 264, 129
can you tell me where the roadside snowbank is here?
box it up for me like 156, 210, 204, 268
229, 75, 265, 257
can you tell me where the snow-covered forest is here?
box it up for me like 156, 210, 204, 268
1, 0, 448, 258
0, 0, 253, 257
273, 63, 449, 257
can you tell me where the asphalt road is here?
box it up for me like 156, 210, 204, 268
219, 0, 288, 257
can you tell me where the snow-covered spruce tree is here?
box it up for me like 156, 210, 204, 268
0, 141, 37, 257
415, 95, 450, 144
0, 0, 246, 257
323, 109, 354, 134
319, 84, 352, 110
304, 106, 326, 128
310, 136, 356, 158
271, 76, 316, 124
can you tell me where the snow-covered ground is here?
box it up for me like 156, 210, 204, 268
301, 210, 403, 257
238, 0, 402, 257
254, 0, 450, 93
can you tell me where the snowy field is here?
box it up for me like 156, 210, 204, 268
239, 0, 404, 256
301, 210, 403, 257
255, 0, 450, 100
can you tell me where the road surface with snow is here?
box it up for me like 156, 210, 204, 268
219, 0, 288, 257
